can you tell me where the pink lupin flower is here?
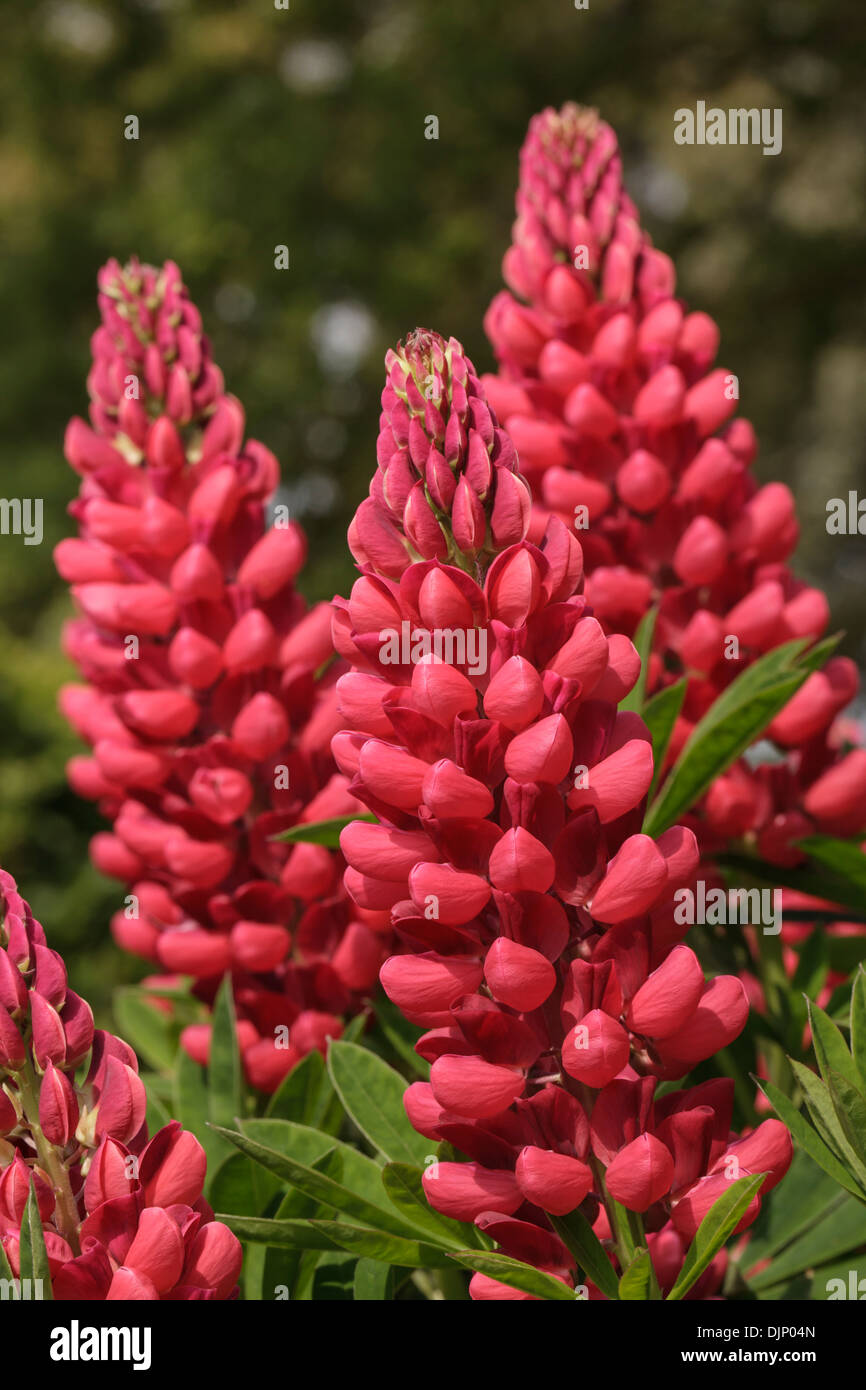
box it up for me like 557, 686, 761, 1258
57, 258, 389, 1092
483, 102, 866, 977
331, 331, 789, 1299
351, 328, 531, 578
0, 867, 242, 1299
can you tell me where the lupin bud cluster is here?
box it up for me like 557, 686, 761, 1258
56, 259, 389, 1092
483, 104, 866, 867
349, 328, 532, 579
0, 868, 242, 1298
333, 332, 791, 1299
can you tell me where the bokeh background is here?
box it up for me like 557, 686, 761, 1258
2, 0, 865, 1020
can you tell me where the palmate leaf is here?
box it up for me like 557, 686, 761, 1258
666, 1173, 766, 1301
643, 637, 832, 837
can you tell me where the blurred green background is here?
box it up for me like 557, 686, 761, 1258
1, 0, 864, 1020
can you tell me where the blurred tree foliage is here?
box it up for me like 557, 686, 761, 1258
0, 0, 864, 1016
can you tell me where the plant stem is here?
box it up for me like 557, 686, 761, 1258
16, 1062, 81, 1255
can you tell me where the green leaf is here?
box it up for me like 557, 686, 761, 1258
791, 927, 829, 997
353, 1258, 394, 1300
692, 637, 811, 720
618, 1247, 653, 1300
327, 1040, 430, 1166
645, 668, 807, 836
266, 1049, 327, 1123
373, 996, 429, 1078
800, 835, 866, 898
208, 975, 243, 1132
113, 987, 179, 1072
265, 1048, 345, 1136
666, 1173, 766, 1301
796, 631, 843, 675
308, 1251, 357, 1301
826, 1067, 866, 1169
807, 999, 863, 1093
851, 968, 866, 1090
174, 1045, 228, 1180
0, 1236, 15, 1286
380, 1163, 478, 1249
242, 1118, 388, 1213
272, 814, 376, 846
142, 1077, 173, 1134
215, 1214, 340, 1250
209, 1150, 274, 1217
446, 1250, 576, 1301
310, 1219, 452, 1268
643, 678, 688, 802
17, 1181, 53, 1301
210, 1124, 422, 1238
747, 1193, 866, 1290
619, 607, 657, 714
716, 850, 866, 921
788, 1060, 866, 1185
548, 1208, 620, 1301
740, 1151, 846, 1267
756, 1078, 866, 1203
807, 1253, 866, 1300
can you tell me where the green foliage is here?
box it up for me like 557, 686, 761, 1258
760, 971, 866, 1205
17, 1182, 54, 1301
666, 1174, 766, 1301
3, 0, 865, 1027
210, 1039, 495, 1299
643, 638, 836, 836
